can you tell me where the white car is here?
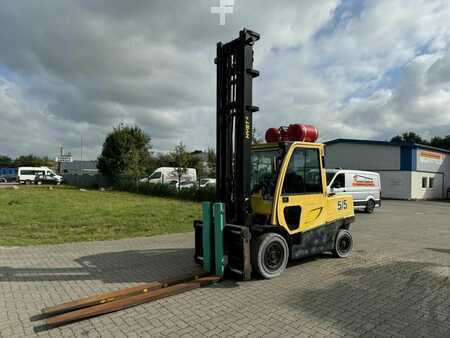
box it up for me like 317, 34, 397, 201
326, 169, 381, 213
178, 181, 195, 189
199, 178, 216, 188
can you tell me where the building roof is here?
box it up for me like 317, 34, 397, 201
60, 160, 98, 171
324, 138, 450, 154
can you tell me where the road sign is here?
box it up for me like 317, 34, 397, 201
56, 155, 73, 163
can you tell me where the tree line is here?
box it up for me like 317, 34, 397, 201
0, 154, 54, 168
97, 125, 216, 182
390, 132, 450, 150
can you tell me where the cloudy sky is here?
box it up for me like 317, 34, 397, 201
0, 0, 449, 160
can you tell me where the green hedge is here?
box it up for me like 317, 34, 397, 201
114, 176, 216, 202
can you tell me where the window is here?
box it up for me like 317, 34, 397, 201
21, 170, 40, 176
332, 173, 345, 189
282, 148, 322, 194
149, 172, 162, 179
422, 177, 427, 189
429, 177, 434, 189
326, 172, 336, 185
250, 149, 280, 197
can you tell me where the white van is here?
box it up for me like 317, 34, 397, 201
17, 167, 63, 185
140, 167, 197, 185
326, 169, 381, 213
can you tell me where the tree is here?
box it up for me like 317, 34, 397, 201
430, 135, 450, 151
97, 125, 152, 178
206, 148, 216, 177
188, 151, 206, 182
0, 155, 12, 167
13, 154, 54, 167
390, 132, 427, 144
169, 142, 191, 190
153, 153, 173, 168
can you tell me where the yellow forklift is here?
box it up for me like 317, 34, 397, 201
38, 29, 356, 329
194, 28, 355, 280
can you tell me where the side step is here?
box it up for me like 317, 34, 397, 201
36, 274, 220, 328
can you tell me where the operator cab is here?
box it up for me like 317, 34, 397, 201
250, 124, 321, 224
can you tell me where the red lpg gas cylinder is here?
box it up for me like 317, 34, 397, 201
287, 124, 318, 142
265, 128, 280, 143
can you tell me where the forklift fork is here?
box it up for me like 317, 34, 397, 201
194, 202, 252, 280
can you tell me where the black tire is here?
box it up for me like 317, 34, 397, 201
252, 233, 289, 279
333, 229, 353, 258
365, 199, 376, 213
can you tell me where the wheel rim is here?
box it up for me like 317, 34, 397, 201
264, 242, 284, 271
337, 235, 351, 255
367, 200, 375, 211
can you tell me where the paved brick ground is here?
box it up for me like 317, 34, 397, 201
0, 200, 449, 337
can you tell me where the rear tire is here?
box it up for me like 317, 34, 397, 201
333, 229, 353, 258
365, 199, 375, 213
252, 233, 289, 279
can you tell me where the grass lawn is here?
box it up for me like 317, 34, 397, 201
0, 186, 201, 246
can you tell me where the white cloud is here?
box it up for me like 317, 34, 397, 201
0, 0, 449, 159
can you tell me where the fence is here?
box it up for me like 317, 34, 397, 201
63, 174, 112, 188
115, 176, 216, 202
63, 174, 215, 202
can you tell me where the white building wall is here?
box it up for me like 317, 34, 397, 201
378, 171, 411, 199
415, 148, 449, 197
411, 172, 444, 199
325, 143, 401, 170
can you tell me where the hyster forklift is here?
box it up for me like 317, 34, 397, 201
194, 28, 355, 280
37, 29, 355, 329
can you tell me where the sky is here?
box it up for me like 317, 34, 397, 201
0, 0, 449, 160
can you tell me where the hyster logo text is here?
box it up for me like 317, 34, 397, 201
245, 116, 251, 140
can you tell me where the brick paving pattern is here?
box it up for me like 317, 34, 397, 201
0, 201, 449, 337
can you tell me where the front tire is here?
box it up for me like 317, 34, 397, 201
252, 233, 289, 279
333, 229, 353, 258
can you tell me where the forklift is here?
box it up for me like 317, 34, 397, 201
194, 28, 355, 280
37, 29, 356, 329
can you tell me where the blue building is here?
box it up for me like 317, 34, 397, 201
0, 167, 17, 176
325, 139, 449, 200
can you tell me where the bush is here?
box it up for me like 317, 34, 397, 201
114, 176, 216, 202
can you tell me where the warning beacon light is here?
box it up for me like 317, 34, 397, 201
265, 124, 318, 143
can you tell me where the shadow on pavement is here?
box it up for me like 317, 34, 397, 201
426, 247, 450, 255
0, 248, 203, 284
286, 259, 449, 336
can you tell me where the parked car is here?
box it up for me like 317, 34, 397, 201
0, 174, 17, 183
199, 178, 216, 188
178, 181, 195, 189
35, 172, 63, 185
326, 169, 381, 213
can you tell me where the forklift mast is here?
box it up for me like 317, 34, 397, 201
216, 28, 260, 226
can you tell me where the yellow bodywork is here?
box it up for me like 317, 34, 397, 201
250, 142, 354, 235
